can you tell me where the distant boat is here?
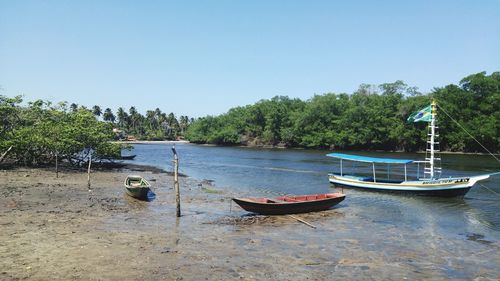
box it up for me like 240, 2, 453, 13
327, 101, 496, 197
120, 154, 136, 160
124, 175, 152, 200
232, 193, 345, 215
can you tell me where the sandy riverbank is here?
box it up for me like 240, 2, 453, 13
1, 165, 498, 280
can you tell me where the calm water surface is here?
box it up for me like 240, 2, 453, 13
126, 143, 500, 241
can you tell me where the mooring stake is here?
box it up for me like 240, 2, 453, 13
172, 145, 181, 217
87, 154, 92, 191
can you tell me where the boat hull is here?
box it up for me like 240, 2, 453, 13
233, 193, 345, 215
120, 155, 136, 160
329, 174, 490, 197
125, 187, 151, 200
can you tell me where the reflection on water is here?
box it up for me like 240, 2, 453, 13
126, 143, 500, 240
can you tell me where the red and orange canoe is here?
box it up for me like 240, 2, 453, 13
232, 193, 345, 215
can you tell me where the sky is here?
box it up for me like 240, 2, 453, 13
0, 0, 499, 117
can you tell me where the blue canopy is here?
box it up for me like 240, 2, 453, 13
326, 153, 414, 164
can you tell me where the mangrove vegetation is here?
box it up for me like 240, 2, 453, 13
186, 71, 499, 153
0, 97, 121, 166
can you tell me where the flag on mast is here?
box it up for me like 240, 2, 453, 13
407, 104, 432, 123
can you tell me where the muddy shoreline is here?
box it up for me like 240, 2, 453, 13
1, 165, 498, 280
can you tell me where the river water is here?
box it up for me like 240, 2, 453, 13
125, 143, 500, 242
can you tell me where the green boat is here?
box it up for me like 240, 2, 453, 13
124, 175, 152, 200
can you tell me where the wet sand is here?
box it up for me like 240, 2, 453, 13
1, 166, 498, 280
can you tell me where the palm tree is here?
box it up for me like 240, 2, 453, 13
129, 106, 137, 116
154, 108, 162, 117
165, 112, 179, 139
167, 113, 179, 129
145, 110, 157, 130
179, 115, 189, 134
92, 105, 102, 118
103, 108, 115, 123
116, 107, 128, 128
70, 103, 78, 112
129, 106, 138, 132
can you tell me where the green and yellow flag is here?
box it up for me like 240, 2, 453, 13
407, 105, 432, 123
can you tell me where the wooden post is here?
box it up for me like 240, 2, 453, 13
87, 154, 92, 191
55, 152, 59, 178
172, 145, 181, 217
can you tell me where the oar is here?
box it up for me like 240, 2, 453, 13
288, 215, 316, 229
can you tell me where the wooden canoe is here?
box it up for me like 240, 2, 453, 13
124, 175, 152, 200
232, 193, 345, 215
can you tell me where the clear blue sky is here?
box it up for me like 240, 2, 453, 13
1, 0, 499, 117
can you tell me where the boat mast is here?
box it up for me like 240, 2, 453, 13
424, 100, 439, 179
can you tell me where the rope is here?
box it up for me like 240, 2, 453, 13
437, 104, 500, 162
479, 183, 500, 196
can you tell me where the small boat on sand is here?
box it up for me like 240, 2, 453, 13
124, 175, 152, 200
232, 193, 345, 215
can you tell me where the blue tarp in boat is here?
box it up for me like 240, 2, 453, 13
326, 153, 414, 164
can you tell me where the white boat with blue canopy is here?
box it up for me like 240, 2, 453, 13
326, 153, 492, 196
326, 101, 496, 197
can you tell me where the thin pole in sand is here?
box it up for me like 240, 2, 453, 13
87, 154, 92, 191
55, 152, 59, 178
172, 145, 181, 217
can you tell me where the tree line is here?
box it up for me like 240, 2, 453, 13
1, 71, 497, 168
74, 105, 193, 140
186, 71, 499, 153
0, 98, 192, 166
